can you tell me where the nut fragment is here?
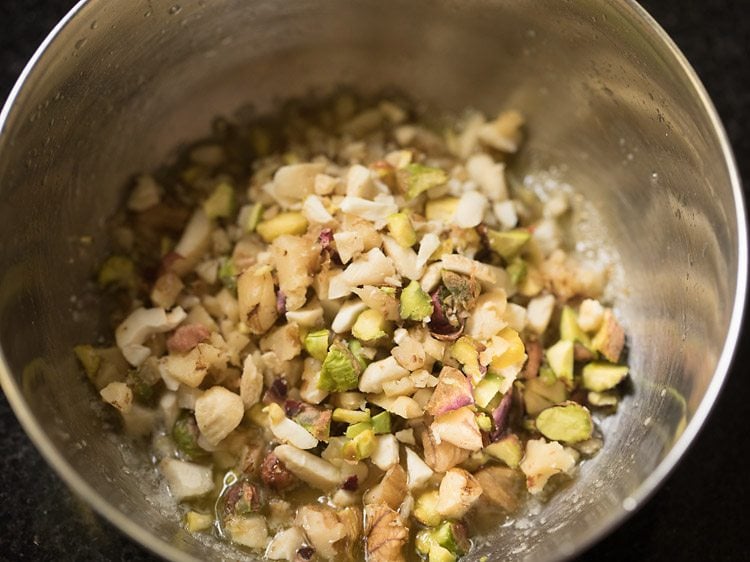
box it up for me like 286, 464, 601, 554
261, 452, 299, 492
365, 503, 408, 562
535, 402, 594, 444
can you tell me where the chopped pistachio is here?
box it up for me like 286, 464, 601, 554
535, 402, 593, 443
486, 228, 530, 259
560, 306, 592, 349
414, 490, 442, 527
264, 402, 287, 424
397, 163, 448, 199
304, 329, 330, 361
74, 345, 101, 379
545, 339, 574, 387
588, 390, 619, 408
539, 365, 557, 386
348, 339, 369, 370
473, 373, 503, 409
351, 309, 390, 341
450, 336, 483, 382
203, 182, 235, 219
371, 411, 392, 435
429, 544, 457, 562
526, 377, 568, 404
332, 408, 371, 424
172, 411, 204, 459
185, 511, 214, 533
294, 406, 332, 441
342, 428, 376, 460
582, 362, 629, 392
247, 403, 269, 428
399, 280, 434, 321
476, 412, 492, 432
523, 377, 568, 416
318, 341, 362, 392
416, 529, 435, 556
506, 257, 527, 286
218, 257, 237, 291
98, 255, 135, 289
523, 389, 555, 417
345, 421, 372, 439
484, 434, 523, 468
425, 197, 459, 222
256, 212, 308, 243
387, 212, 418, 247
244, 202, 264, 233
431, 521, 469, 556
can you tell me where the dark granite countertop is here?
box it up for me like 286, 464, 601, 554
1, 1, 748, 560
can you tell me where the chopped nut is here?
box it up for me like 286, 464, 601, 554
474, 465, 524, 512
365, 503, 408, 562
592, 309, 626, 363
535, 402, 594, 443
436, 468, 483, 519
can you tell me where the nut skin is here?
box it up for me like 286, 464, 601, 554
166, 324, 210, 353
522, 338, 542, 379
261, 452, 299, 492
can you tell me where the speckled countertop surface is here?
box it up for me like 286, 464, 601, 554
1, 1, 748, 560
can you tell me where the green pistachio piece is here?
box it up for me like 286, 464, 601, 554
486, 228, 531, 260
387, 212, 418, 247
538, 365, 557, 386
450, 336, 483, 381
536, 402, 593, 443
203, 182, 236, 219
351, 309, 390, 342
414, 490, 442, 527
318, 341, 362, 392
560, 306, 592, 348
526, 377, 568, 403
332, 408, 371, 424
218, 257, 237, 291
304, 329, 330, 362
342, 428, 375, 460
506, 257, 527, 286
425, 197, 459, 223
523, 378, 568, 416
371, 411, 392, 435
345, 421, 372, 439
476, 412, 492, 432
474, 373, 504, 409
416, 529, 435, 556
545, 339, 574, 387
74, 345, 101, 379
98, 255, 135, 289
397, 163, 448, 199
172, 411, 205, 458
429, 544, 457, 562
484, 434, 523, 468
432, 521, 469, 556
256, 212, 308, 243
245, 202, 264, 233
294, 407, 332, 441
587, 391, 619, 408
582, 362, 629, 392
348, 339, 369, 370
399, 280, 434, 321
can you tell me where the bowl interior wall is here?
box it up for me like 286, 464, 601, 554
0, 1, 740, 559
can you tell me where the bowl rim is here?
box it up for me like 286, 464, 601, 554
0, 1, 746, 560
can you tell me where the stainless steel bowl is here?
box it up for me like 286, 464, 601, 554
0, 1, 745, 560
